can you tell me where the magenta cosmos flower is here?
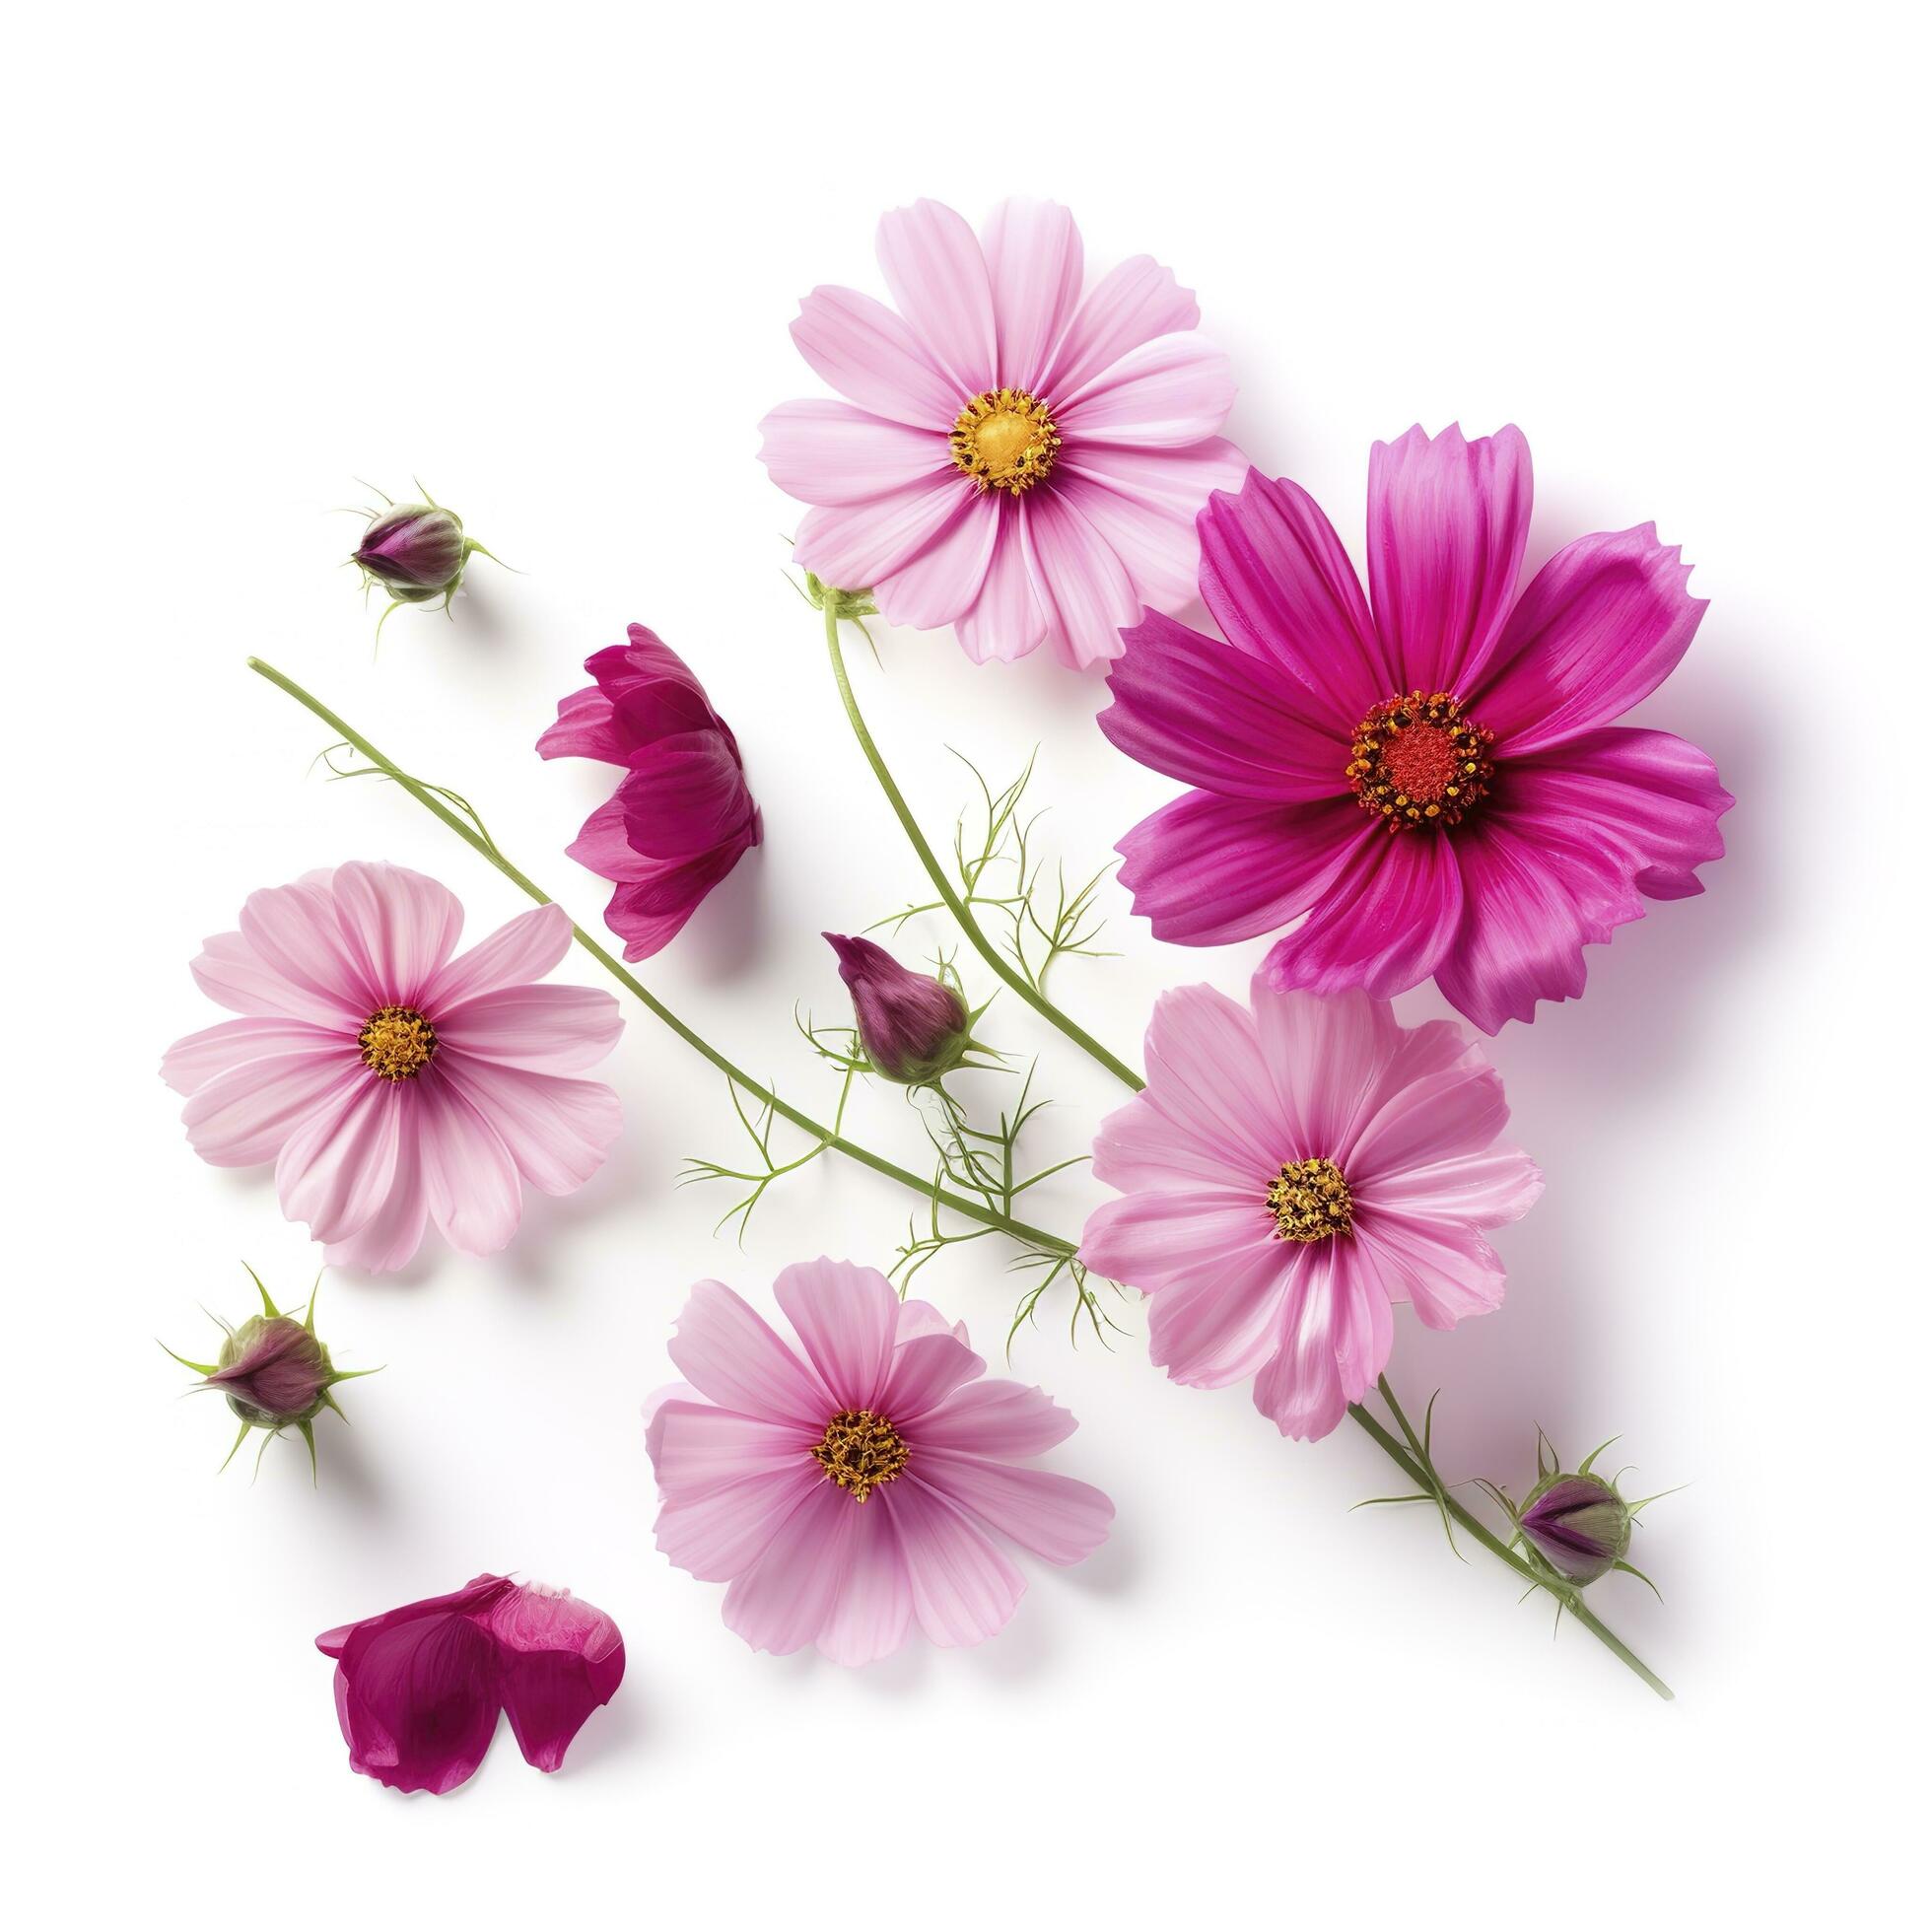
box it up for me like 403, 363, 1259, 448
759, 197, 1244, 668
1100, 425, 1733, 1031
163, 862, 623, 1271
537, 624, 761, 959
1079, 979, 1542, 1441
317, 1574, 624, 1794
645, 1259, 1114, 1662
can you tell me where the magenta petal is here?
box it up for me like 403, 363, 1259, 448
482, 1585, 625, 1774
1474, 525, 1706, 756
600, 839, 754, 961
1197, 470, 1393, 731
618, 732, 757, 862
1365, 423, 1533, 697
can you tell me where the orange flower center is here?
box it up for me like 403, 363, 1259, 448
950, 387, 1061, 495
358, 1004, 437, 1080
1267, 1157, 1354, 1243
812, 1408, 910, 1502
1346, 690, 1495, 831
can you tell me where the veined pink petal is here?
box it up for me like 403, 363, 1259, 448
794, 473, 972, 591
1328, 1239, 1397, 1403
1142, 1235, 1296, 1389
1250, 1244, 1350, 1441
773, 1258, 898, 1413
892, 1300, 969, 1346
871, 492, 1000, 631
1354, 1212, 1507, 1330
1102, 610, 1353, 800
276, 1075, 403, 1244
879, 1331, 986, 1425
917, 1452, 1113, 1565
436, 1055, 620, 1198
330, 862, 464, 1007
757, 399, 951, 508
883, 1477, 1026, 1648
789, 285, 958, 427
1366, 423, 1532, 697
1042, 253, 1200, 399
1079, 1186, 1270, 1293
238, 878, 377, 1025
1057, 332, 1234, 448
1247, 982, 1402, 1156
875, 199, 996, 399
814, 1500, 914, 1666
656, 1465, 823, 1583
1136, 984, 1294, 1184
1474, 525, 1706, 756
534, 684, 632, 766
601, 841, 752, 961
1346, 1059, 1509, 1184
179, 1050, 357, 1168
565, 794, 656, 884
721, 1479, 862, 1655
162, 1016, 344, 1096
905, 1380, 1076, 1460
1020, 488, 1141, 669
1198, 471, 1394, 730
953, 501, 1048, 662
324, 1108, 427, 1272
666, 1280, 831, 1428
435, 983, 623, 1073
1354, 1144, 1544, 1226
1059, 439, 1247, 610
416, 1080, 522, 1256
189, 929, 357, 1028
422, 903, 573, 1009
646, 1400, 816, 1498
984, 196, 1083, 389
1116, 792, 1364, 947
482, 1585, 625, 1774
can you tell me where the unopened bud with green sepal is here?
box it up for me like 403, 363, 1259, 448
1481, 1429, 1677, 1594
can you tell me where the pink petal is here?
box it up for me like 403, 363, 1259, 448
600, 839, 753, 961
416, 1080, 523, 1255
1102, 609, 1353, 800
179, 1049, 357, 1167
1353, 1213, 1507, 1329
1116, 791, 1364, 946
1059, 439, 1248, 610
534, 685, 631, 766
814, 1499, 914, 1665
1354, 1145, 1544, 1227
1247, 982, 1404, 1156
794, 472, 972, 591
953, 500, 1048, 662
422, 903, 573, 1010
482, 1585, 625, 1773
1346, 1058, 1509, 1184
983, 196, 1083, 388
1133, 984, 1293, 1185
619, 731, 756, 862
1250, 1245, 1351, 1441
1057, 332, 1234, 448
721, 1479, 862, 1655
773, 1258, 899, 1413
162, 1016, 344, 1096
190, 928, 359, 1029
1365, 423, 1533, 697
1019, 488, 1140, 669
874, 199, 996, 398
1473, 525, 1706, 756
1258, 822, 1465, 1001
655, 1465, 823, 1583
1079, 1185, 1270, 1293
1328, 1239, 1397, 1403
879, 1331, 986, 1425
871, 492, 1000, 630
881, 1477, 1026, 1648
435, 1055, 620, 1198
757, 398, 951, 507
646, 1400, 817, 1499
1041, 254, 1200, 399
917, 1452, 1113, 1565
1143, 1233, 1296, 1389
1090, 1073, 1273, 1196
434, 983, 622, 1073
1198, 470, 1394, 731
789, 285, 958, 427
236, 878, 376, 1025
566, 794, 656, 883
276, 1075, 403, 1244
666, 1279, 831, 1428
330, 862, 464, 1007
904, 1380, 1076, 1459
324, 1109, 428, 1273
893, 1300, 968, 1346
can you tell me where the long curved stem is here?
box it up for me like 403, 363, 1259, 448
823, 612, 1145, 1092
245, 656, 1070, 1254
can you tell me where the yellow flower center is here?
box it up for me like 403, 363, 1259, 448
812, 1408, 910, 1502
358, 1004, 437, 1081
1267, 1157, 1354, 1243
949, 387, 1061, 495
1346, 690, 1495, 832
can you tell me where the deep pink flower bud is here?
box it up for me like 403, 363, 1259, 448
1518, 1472, 1632, 1585
824, 933, 977, 1085
349, 487, 499, 631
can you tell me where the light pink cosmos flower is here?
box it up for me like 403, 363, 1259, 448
163, 862, 623, 1271
759, 197, 1244, 668
645, 1259, 1114, 1663
1080, 979, 1542, 1442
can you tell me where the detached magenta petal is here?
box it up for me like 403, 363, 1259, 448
482, 1585, 626, 1774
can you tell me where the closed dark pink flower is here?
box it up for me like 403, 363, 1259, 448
537, 625, 762, 959
824, 932, 973, 1084
316, 1574, 624, 1795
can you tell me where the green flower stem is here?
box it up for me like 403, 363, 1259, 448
824, 611, 1146, 1092
244, 656, 1071, 1254
249, 653, 1671, 1701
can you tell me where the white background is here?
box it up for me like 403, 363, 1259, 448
7, 2, 1922, 1923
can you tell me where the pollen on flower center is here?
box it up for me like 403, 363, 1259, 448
1267, 1157, 1354, 1243
1346, 690, 1495, 831
950, 387, 1061, 495
358, 1004, 437, 1081
812, 1408, 909, 1502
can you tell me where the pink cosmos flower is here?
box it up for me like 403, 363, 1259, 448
536, 624, 761, 959
645, 1259, 1114, 1663
759, 197, 1245, 669
1100, 425, 1733, 1031
317, 1574, 624, 1794
163, 862, 623, 1272
1079, 979, 1542, 1442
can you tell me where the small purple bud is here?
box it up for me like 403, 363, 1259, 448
353, 502, 469, 596
824, 932, 973, 1086
208, 1314, 331, 1427
1518, 1473, 1632, 1585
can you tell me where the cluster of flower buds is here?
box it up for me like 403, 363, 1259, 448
1483, 1430, 1671, 1594
163, 1267, 376, 1479
823, 932, 994, 1087
351, 486, 501, 634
